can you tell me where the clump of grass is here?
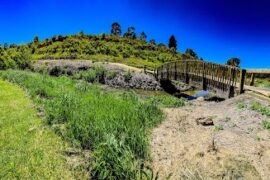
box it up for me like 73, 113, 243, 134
0, 70, 164, 179
237, 101, 247, 110
214, 124, 224, 131
106, 71, 118, 80
261, 120, 270, 130
250, 101, 270, 116
146, 95, 187, 108
73, 65, 106, 83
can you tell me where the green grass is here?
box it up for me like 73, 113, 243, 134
0, 79, 81, 179
261, 120, 270, 130
0, 70, 164, 179
254, 78, 270, 88
250, 101, 270, 117
214, 124, 224, 131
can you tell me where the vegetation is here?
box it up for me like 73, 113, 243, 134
226, 57, 240, 67
0, 70, 165, 179
0, 22, 205, 71
184, 48, 198, 59
250, 101, 270, 117
261, 120, 270, 130
168, 35, 177, 50
0, 79, 83, 179
214, 124, 224, 131
253, 78, 270, 88
0, 45, 32, 70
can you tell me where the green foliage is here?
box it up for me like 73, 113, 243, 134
226, 57, 240, 67
73, 65, 106, 83
261, 120, 270, 130
123, 26, 136, 39
185, 48, 198, 59
123, 70, 133, 82
237, 101, 247, 110
168, 35, 177, 50
139, 32, 147, 42
250, 101, 270, 116
106, 71, 118, 80
111, 22, 122, 36
0, 46, 32, 70
0, 70, 164, 179
214, 124, 224, 131
146, 95, 187, 108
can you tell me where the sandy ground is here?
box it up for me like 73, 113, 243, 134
151, 95, 270, 180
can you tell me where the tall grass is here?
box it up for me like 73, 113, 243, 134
0, 70, 163, 179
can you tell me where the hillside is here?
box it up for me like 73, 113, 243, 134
0, 32, 201, 70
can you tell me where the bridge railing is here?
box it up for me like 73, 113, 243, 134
155, 60, 245, 98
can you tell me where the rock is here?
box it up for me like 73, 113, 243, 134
196, 117, 214, 126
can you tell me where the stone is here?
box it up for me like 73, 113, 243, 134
196, 117, 214, 126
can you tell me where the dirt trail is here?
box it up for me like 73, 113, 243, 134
151, 95, 270, 180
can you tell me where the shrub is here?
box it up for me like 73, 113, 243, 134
106, 71, 118, 80
123, 70, 132, 82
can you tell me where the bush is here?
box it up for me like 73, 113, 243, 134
106, 71, 118, 80
123, 70, 132, 82
73, 65, 106, 83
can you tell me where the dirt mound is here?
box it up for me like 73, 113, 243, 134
151, 95, 270, 179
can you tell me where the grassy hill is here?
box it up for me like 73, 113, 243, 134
0, 32, 200, 70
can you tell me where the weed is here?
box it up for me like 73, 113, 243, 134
237, 101, 247, 110
214, 124, 224, 131
261, 120, 270, 130
250, 101, 270, 117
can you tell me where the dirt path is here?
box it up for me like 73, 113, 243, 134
151, 95, 270, 180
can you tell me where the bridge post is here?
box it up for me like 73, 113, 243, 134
202, 62, 207, 90
174, 61, 177, 80
249, 73, 255, 86
185, 61, 189, 84
240, 69, 246, 94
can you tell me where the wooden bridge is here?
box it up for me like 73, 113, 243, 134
155, 60, 246, 99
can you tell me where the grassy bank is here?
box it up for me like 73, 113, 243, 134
0, 70, 177, 179
0, 79, 81, 179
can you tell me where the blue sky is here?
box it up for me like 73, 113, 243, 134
0, 0, 270, 68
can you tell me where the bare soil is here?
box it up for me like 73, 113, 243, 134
151, 94, 270, 180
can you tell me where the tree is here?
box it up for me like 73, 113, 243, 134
185, 48, 198, 59
123, 26, 136, 39
79, 31, 85, 38
226, 57, 240, 67
149, 39, 156, 45
111, 22, 122, 36
168, 35, 177, 50
33, 36, 39, 43
139, 32, 147, 42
